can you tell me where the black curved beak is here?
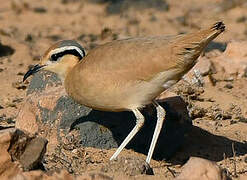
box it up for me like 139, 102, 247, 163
23, 64, 46, 82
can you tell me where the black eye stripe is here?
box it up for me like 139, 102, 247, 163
50, 49, 85, 61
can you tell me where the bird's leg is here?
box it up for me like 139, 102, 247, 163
146, 100, 166, 164
110, 109, 145, 161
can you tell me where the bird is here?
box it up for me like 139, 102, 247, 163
23, 21, 225, 164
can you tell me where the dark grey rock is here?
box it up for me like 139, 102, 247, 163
89, 0, 169, 14
27, 71, 61, 95
0, 42, 15, 57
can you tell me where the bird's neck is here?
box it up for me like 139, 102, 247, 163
56, 56, 80, 82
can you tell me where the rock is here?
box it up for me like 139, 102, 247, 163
19, 137, 48, 171
16, 72, 92, 152
0, 41, 15, 57
224, 83, 233, 89
215, 0, 245, 12
17, 71, 191, 160
14, 170, 112, 180
0, 128, 109, 180
77, 172, 112, 180
102, 156, 153, 176
194, 57, 214, 76
211, 41, 247, 78
239, 174, 247, 180
11, 0, 30, 14
184, 41, 247, 82
184, 56, 214, 86
90, 0, 169, 14
7, 129, 48, 171
175, 157, 227, 180
0, 128, 21, 179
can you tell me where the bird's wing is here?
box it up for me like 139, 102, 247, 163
80, 36, 178, 82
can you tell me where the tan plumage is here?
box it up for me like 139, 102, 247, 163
65, 22, 224, 111
23, 21, 225, 164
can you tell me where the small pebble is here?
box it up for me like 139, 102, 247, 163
224, 83, 233, 89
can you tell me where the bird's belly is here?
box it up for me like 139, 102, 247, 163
122, 71, 180, 109
68, 81, 165, 112
123, 79, 179, 110
79, 79, 177, 112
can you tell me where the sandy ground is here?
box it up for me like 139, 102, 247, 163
0, 0, 246, 179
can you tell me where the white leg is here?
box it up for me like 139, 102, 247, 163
146, 100, 166, 164
110, 109, 145, 161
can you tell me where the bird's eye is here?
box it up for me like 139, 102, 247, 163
50, 54, 59, 61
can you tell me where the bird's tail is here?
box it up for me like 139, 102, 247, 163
177, 21, 225, 50
174, 21, 225, 70
211, 21, 225, 33
202, 21, 225, 43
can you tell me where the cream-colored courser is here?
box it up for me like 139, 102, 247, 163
24, 22, 225, 164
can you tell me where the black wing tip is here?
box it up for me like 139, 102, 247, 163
212, 21, 225, 32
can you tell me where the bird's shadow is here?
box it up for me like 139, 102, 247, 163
169, 125, 247, 165
70, 96, 247, 164
70, 97, 190, 160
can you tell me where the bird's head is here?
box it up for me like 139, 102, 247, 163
23, 40, 85, 82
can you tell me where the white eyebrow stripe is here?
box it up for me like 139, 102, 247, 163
50, 46, 85, 57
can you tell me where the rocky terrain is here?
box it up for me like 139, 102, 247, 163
0, 0, 247, 179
